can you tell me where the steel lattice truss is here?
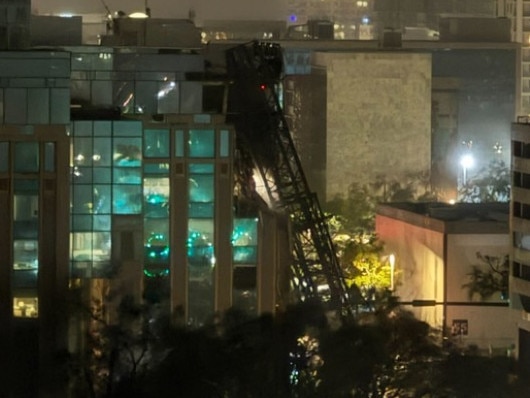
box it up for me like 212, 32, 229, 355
226, 41, 355, 319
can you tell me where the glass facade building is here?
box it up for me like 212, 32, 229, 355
0, 43, 290, 397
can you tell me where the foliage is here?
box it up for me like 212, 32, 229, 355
459, 159, 510, 203
326, 183, 376, 233
370, 171, 435, 204
326, 173, 435, 236
327, 214, 392, 301
66, 294, 530, 398
67, 282, 159, 398
462, 252, 509, 301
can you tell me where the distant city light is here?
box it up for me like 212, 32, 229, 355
289, 14, 297, 23
362, 16, 370, 24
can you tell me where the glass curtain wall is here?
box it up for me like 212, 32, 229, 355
12, 142, 39, 317
143, 128, 171, 305
232, 218, 258, 313
71, 120, 142, 278
187, 128, 216, 326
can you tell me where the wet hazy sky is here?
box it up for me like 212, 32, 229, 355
34, 0, 286, 24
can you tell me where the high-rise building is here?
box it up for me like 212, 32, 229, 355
510, 116, 530, 373
0, 21, 298, 397
0, 0, 31, 48
281, 39, 516, 203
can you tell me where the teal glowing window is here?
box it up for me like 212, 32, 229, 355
0, 142, 8, 171
93, 168, 111, 184
72, 215, 93, 231
73, 120, 93, 137
93, 185, 111, 214
13, 180, 39, 239
72, 185, 94, 214
232, 218, 258, 264
144, 163, 169, 175
189, 163, 214, 218
93, 215, 111, 231
113, 168, 142, 184
187, 218, 215, 326
113, 120, 142, 137
187, 221, 214, 267
94, 121, 111, 137
73, 138, 93, 166
13, 240, 38, 288
14, 142, 39, 172
175, 129, 184, 157
144, 177, 170, 219
112, 185, 142, 214
220, 129, 230, 157
70, 232, 111, 278
144, 222, 169, 262
189, 129, 215, 158
73, 167, 93, 184
93, 138, 112, 166
144, 129, 170, 158
113, 138, 142, 167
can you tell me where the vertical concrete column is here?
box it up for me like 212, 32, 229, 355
215, 160, 233, 313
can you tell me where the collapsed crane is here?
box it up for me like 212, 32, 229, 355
226, 41, 356, 320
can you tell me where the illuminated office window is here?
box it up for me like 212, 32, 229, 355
187, 162, 215, 326
189, 129, 215, 158
12, 179, 39, 317
143, 166, 170, 304
187, 218, 215, 326
144, 129, 170, 158
189, 163, 214, 218
13, 297, 38, 318
220, 129, 230, 157
232, 218, 258, 314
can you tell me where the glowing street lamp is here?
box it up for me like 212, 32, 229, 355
389, 253, 395, 291
460, 154, 474, 185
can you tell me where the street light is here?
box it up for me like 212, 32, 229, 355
389, 253, 395, 291
460, 154, 474, 185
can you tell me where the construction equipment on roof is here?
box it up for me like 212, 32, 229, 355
226, 41, 356, 320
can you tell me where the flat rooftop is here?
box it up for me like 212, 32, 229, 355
376, 202, 509, 234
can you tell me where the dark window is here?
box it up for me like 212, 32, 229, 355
523, 203, 530, 219
514, 140, 522, 157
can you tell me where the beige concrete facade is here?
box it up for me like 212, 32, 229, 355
312, 51, 432, 201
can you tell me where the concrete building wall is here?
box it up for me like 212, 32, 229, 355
376, 206, 515, 351
446, 233, 509, 302
314, 51, 431, 202
376, 213, 444, 328
446, 233, 515, 350
283, 73, 327, 199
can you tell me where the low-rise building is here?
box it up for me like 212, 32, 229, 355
376, 202, 515, 353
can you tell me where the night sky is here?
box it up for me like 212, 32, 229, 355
34, 0, 286, 24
